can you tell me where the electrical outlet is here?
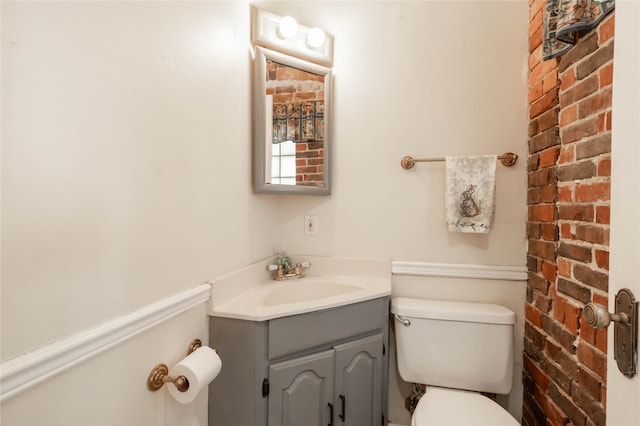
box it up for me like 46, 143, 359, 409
304, 215, 318, 236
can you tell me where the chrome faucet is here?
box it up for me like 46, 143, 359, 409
265, 256, 311, 280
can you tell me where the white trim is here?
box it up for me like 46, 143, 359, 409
0, 283, 211, 402
392, 261, 527, 281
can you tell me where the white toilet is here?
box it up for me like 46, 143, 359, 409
391, 297, 520, 426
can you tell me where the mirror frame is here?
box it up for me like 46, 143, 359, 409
253, 46, 333, 195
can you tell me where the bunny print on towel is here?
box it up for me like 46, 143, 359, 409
445, 155, 497, 233
459, 184, 480, 217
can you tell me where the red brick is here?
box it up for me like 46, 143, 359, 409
546, 399, 569, 426
558, 185, 573, 202
529, 185, 557, 204
593, 293, 608, 306
530, 239, 557, 261
529, 81, 544, 104
560, 74, 599, 107
531, 88, 560, 119
530, 59, 559, 88
596, 205, 610, 224
599, 14, 615, 44
529, 25, 543, 53
576, 134, 611, 159
597, 157, 611, 176
575, 181, 610, 202
577, 365, 604, 401
558, 204, 594, 222
558, 144, 575, 165
564, 302, 581, 334
530, 0, 544, 20
526, 303, 543, 328
553, 295, 567, 323
562, 116, 599, 143
575, 224, 610, 245
595, 328, 608, 353
539, 147, 559, 167
577, 342, 607, 377
558, 258, 572, 278
541, 223, 559, 240
525, 354, 549, 391
542, 261, 557, 282
599, 63, 614, 88
560, 104, 577, 126
530, 44, 543, 71
543, 72, 559, 94
529, 10, 543, 38
578, 92, 605, 119
529, 204, 556, 221
559, 222, 574, 239
595, 249, 609, 270
560, 68, 577, 90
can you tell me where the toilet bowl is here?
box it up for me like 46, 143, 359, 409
391, 297, 519, 426
411, 387, 519, 426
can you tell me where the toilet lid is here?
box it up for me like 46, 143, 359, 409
412, 387, 520, 426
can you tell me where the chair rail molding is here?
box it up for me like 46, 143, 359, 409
0, 283, 211, 402
392, 261, 527, 281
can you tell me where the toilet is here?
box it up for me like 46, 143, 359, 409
391, 297, 520, 426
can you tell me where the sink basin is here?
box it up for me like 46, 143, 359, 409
263, 280, 361, 307
211, 274, 391, 321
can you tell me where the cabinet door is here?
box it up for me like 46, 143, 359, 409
334, 334, 384, 426
268, 349, 335, 426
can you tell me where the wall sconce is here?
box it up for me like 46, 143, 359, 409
251, 6, 333, 67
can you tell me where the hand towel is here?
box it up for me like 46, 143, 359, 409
445, 155, 497, 234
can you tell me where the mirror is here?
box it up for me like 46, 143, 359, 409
253, 47, 332, 195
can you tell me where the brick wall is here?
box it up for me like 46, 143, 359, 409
524, 1, 614, 425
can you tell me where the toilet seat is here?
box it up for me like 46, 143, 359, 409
411, 387, 519, 426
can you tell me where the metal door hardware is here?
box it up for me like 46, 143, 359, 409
583, 288, 638, 378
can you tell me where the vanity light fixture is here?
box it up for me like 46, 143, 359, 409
251, 6, 333, 67
306, 28, 326, 49
277, 16, 298, 39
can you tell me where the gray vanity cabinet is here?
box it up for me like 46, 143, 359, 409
268, 334, 383, 426
209, 297, 389, 426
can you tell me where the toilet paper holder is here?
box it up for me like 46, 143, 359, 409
147, 338, 203, 393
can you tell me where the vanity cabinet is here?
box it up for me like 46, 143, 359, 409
209, 297, 389, 426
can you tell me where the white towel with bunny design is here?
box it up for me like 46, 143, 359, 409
445, 155, 497, 233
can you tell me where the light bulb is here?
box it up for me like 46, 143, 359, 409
306, 27, 326, 48
278, 16, 298, 39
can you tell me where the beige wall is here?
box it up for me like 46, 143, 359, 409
1, 1, 528, 425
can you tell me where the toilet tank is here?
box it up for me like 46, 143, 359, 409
391, 298, 516, 394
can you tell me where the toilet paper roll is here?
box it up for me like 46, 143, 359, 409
167, 346, 222, 404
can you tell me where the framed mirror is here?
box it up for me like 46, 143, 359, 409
253, 47, 332, 195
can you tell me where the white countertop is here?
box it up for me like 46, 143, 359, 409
208, 256, 392, 321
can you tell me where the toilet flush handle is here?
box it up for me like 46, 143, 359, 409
394, 314, 411, 326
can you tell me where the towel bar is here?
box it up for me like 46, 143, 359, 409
400, 152, 518, 169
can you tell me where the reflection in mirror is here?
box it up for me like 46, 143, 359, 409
267, 60, 325, 187
254, 47, 332, 195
